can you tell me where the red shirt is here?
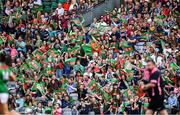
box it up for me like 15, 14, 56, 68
63, 3, 70, 11
61, 18, 69, 29
126, 29, 133, 37
45, 45, 49, 51
58, 62, 63, 69
19, 24, 25, 28
116, 64, 121, 69
94, 67, 100, 73
3, 33, 12, 41
103, 16, 111, 26
163, 8, 171, 16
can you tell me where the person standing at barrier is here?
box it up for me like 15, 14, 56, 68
0, 51, 16, 115
141, 60, 168, 115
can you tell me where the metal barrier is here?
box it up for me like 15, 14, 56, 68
82, 0, 122, 26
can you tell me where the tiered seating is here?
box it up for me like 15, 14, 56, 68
51, 0, 58, 10
42, 0, 53, 13
42, 0, 66, 13
0, 1, 4, 23
58, 0, 66, 4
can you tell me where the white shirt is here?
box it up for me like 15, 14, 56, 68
56, 8, 64, 16
164, 48, 172, 57
157, 56, 163, 66
34, 0, 42, 6
69, 3, 78, 11
141, 58, 147, 66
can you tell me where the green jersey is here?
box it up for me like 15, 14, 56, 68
0, 63, 12, 93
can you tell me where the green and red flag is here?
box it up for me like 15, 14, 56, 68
46, 65, 53, 76
91, 42, 101, 53
123, 89, 131, 98
169, 62, 179, 71
33, 49, 44, 60
136, 85, 145, 98
29, 60, 41, 71
162, 76, 173, 84
88, 80, 111, 101
122, 41, 133, 55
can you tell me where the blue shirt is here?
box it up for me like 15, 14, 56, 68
64, 64, 71, 75
168, 96, 177, 107
61, 99, 70, 108
15, 98, 24, 108
16, 40, 26, 52
67, 83, 77, 94
85, 32, 91, 43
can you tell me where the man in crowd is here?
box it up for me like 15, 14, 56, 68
142, 60, 168, 115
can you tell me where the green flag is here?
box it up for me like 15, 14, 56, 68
69, 30, 76, 36
160, 40, 165, 49
141, 35, 148, 39
67, 45, 80, 53
170, 62, 179, 70
82, 44, 93, 56
0, 38, 3, 44
123, 90, 129, 97
124, 61, 133, 73
108, 59, 116, 68
65, 58, 76, 63
32, 82, 45, 95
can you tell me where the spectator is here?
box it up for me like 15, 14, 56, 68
168, 92, 178, 114
56, 3, 65, 16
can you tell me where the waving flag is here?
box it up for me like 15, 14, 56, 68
82, 44, 93, 56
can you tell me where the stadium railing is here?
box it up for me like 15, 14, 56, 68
81, 0, 122, 26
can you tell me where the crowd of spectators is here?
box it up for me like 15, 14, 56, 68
0, 0, 180, 114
